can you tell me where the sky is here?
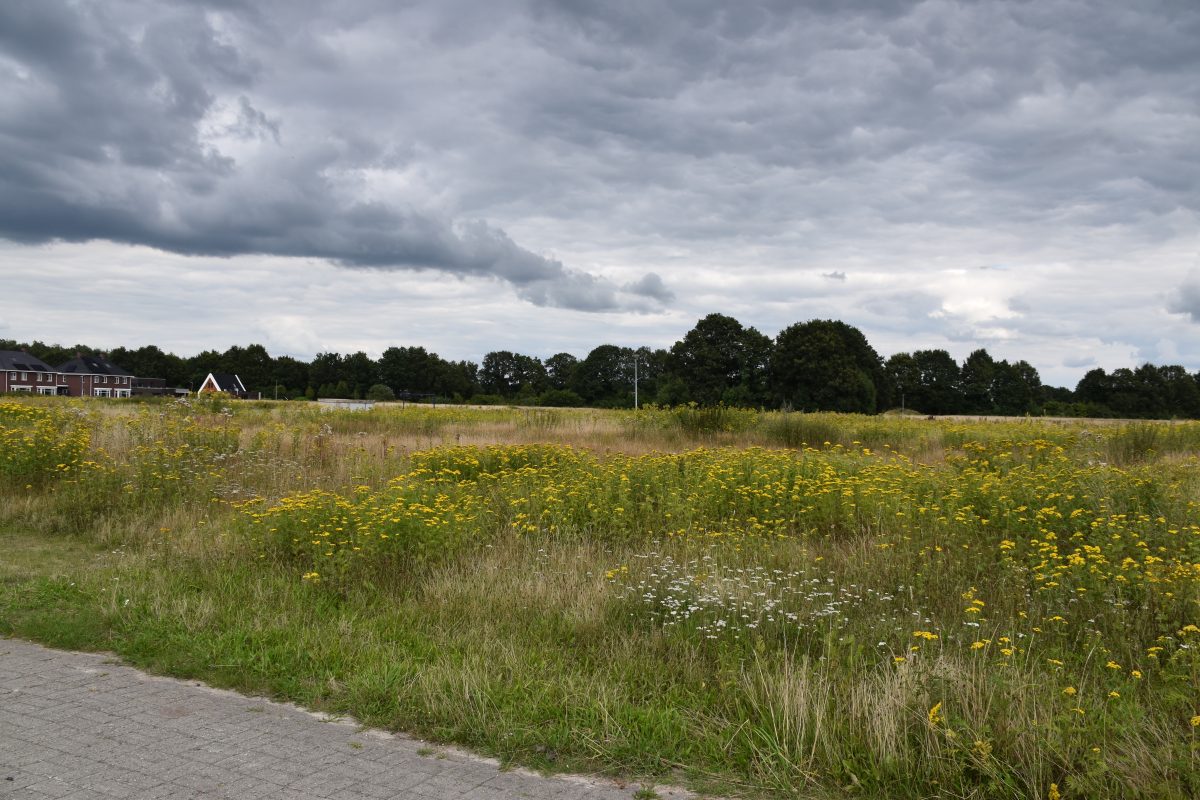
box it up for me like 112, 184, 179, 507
2, 0, 1198, 387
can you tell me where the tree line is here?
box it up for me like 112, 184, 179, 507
5, 313, 1199, 418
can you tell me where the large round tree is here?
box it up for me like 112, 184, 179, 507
770, 320, 888, 413
667, 313, 771, 406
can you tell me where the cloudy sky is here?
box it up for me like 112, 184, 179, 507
2, 0, 1198, 386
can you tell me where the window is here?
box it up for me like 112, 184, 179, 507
20, 372, 27, 380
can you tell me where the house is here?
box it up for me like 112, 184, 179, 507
0, 351, 69, 395
197, 372, 260, 399
57, 353, 135, 398
2, 349, 183, 399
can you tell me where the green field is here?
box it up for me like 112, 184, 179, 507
2, 396, 1199, 799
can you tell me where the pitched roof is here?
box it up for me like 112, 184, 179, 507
58, 354, 133, 376
204, 373, 247, 394
0, 350, 56, 372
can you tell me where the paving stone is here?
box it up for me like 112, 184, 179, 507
2, 638, 691, 800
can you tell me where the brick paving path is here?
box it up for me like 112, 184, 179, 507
1, 638, 689, 800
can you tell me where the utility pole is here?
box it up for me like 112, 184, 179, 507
633, 354, 639, 410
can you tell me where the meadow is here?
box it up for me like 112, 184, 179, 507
2, 396, 1199, 799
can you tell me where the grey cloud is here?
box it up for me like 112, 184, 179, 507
863, 290, 942, 318
1063, 355, 1096, 368
0, 0, 666, 313
623, 272, 674, 303
227, 96, 281, 143
516, 0, 1200, 232
860, 290, 946, 341
1167, 272, 1200, 323
822, 271, 847, 281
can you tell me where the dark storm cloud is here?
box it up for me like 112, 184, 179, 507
0, 0, 667, 312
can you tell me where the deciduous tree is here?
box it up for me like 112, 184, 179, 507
770, 320, 885, 413
668, 313, 771, 406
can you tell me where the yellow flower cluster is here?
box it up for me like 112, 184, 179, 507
0, 401, 92, 486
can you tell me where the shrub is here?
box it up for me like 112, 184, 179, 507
537, 389, 583, 407
366, 384, 396, 401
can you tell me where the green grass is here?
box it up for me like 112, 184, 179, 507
0, 529, 116, 651
0, 532, 750, 792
